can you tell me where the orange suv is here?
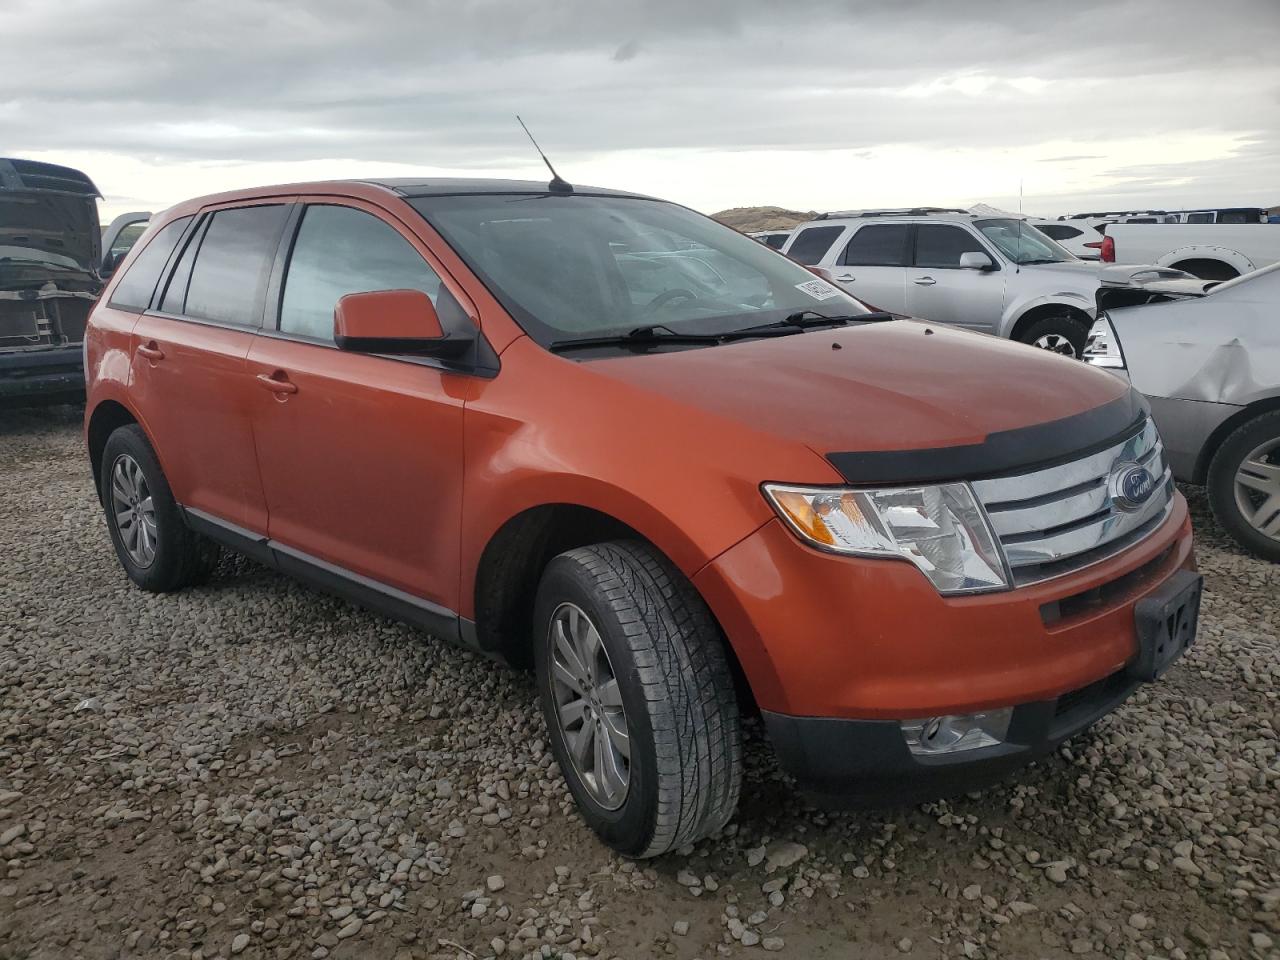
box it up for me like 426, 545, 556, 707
84, 177, 1200, 857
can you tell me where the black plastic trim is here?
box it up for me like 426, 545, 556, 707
181, 506, 497, 658
827, 389, 1149, 485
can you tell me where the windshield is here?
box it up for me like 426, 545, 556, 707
410, 193, 871, 348
974, 218, 1076, 265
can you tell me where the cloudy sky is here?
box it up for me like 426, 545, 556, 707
7, 0, 1279, 221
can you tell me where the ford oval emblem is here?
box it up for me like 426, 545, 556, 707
1110, 462, 1157, 511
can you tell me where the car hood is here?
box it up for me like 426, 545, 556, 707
1023, 259, 1103, 282
589, 320, 1131, 463
0, 191, 101, 286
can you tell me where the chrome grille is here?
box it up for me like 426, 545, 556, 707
972, 418, 1174, 586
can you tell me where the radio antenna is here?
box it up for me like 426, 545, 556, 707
1016, 179, 1024, 274
517, 115, 574, 195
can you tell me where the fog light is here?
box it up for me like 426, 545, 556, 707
901, 708, 1013, 756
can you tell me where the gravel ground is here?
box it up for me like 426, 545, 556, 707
2, 404, 1277, 960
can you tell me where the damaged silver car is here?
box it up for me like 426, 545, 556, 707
0, 158, 147, 404
1085, 263, 1280, 561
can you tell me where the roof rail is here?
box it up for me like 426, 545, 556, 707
1059, 210, 1168, 220
814, 206, 970, 220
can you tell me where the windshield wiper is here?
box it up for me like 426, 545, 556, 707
549, 324, 729, 353
733, 309, 895, 334
1018, 258, 1063, 265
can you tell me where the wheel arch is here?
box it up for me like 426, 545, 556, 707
87, 398, 143, 496
1008, 301, 1093, 344
1157, 246, 1254, 279
469, 501, 758, 711
1193, 395, 1280, 484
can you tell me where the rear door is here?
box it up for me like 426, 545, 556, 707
905, 224, 1006, 333
831, 223, 909, 313
128, 200, 291, 533
244, 198, 470, 608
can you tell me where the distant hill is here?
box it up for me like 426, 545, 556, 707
711, 206, 815, 233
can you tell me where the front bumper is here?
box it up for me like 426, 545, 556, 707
694, 493, 1195, 798
0, 345, 85, 402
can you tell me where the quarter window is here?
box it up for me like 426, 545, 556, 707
107, 217, 191, 312
279, 205, 444, 342
180, 205, 289, 327
1038, 224, 1083, 241
914, 225, 988, 268
786, 226, 845, 265
841, 224, 909, 267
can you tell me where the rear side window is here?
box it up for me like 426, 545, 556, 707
841, 224, 909, 266
278, 205, 445, 342
1186, 212, 1214, 224
107, 217, 191, 312
181, 205, 289, 327
1038, 224, 1082, 240
913, 225, 987, 268
786, 226, 844, 265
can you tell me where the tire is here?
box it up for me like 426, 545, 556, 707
1018, 314, 1090, 358
533, 540, 742, 857
99, 424, 221, 591
1206, 411, 1280, 563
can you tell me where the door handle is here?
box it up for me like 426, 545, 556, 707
256, 372, 298, 395
912, 276, 937, 286
137, 341, 165, 361
834, 274, 856, 282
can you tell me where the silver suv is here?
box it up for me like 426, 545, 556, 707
782, 208, 1104, 357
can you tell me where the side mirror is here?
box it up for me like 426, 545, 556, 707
959, 251, 995, 271
333, 289, 474, 357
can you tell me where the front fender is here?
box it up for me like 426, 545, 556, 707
998, 291, 1096, 340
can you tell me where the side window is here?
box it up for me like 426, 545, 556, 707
181, 205, 289, 327
1186, 213, 1213, 224
107, 217, 191, 312
841, 224, 909, 266
279, 205, 444, 342
914, 225, 987, 268
1040, 224, 1082, 240
786, 226, 845, 265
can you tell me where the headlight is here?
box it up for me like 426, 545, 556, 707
1083, 314, 1126, 369
763, 483, 1009, 594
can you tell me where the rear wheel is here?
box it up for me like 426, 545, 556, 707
100, 424, 221, 591
1019, 314, 1089, 358
533, 540, 742, 857
1207, 411, 1280, 562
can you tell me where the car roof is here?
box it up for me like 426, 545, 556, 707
800, 211, 985, 227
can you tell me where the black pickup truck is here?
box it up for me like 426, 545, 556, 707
0, 158, 147, 404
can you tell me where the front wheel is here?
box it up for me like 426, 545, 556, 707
1206, 411, 1280, 562
1019, 314, 1090, 358
533, 541, 743, 857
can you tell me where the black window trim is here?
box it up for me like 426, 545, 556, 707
144, 201, 295, 331
105, 213, 199, 314
910, 222, 1003, 272
840, 222, 912, 268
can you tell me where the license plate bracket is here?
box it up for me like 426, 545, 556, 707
1128, 569, 1202, 682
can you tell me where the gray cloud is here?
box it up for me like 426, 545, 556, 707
5, 0, 1279, 208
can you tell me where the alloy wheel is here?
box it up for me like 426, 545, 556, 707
1033, 333, 1079, 357
110, 453, 158, 567
1234, 437, 1280, 541
548, 602, 631, 810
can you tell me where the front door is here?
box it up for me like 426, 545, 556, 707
829, 223, 909, 313
905, 224, 1007, 333
245, 200, 470, 609
128, 202, 291, 533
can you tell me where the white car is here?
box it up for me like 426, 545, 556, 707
781, 208, 1105, 356
1027, 219, 1105, 260
1102, 222, 1280, 280
748, 230, 792, 250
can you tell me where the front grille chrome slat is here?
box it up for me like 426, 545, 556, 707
972, 418, 1174, 587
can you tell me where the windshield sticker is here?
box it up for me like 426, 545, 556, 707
795, 279, 843, 301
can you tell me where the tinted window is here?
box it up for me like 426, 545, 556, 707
1038, 224, 1082, 240
762, 233, 788, 249
1185, 213, 1213, 224
1218, 210, 1253, 224
279, 205, 444, 341
842, 224, 909, 266
159, 218, 204, 315
108, 216, 191, 312
182, 205, 288, 327
914, 225, 987, 268
786, 226, 845, 265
